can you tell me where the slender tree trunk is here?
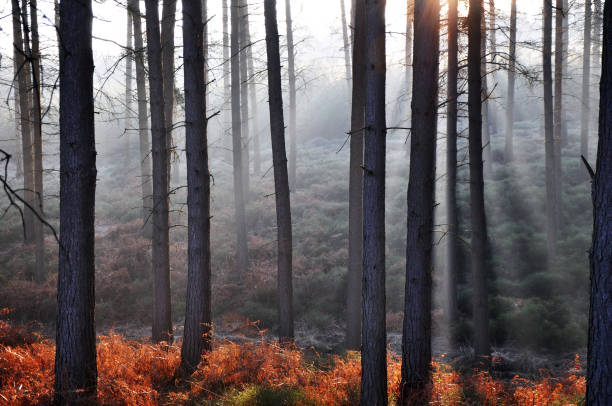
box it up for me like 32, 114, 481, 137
587, 4, 612, 402
145, 0, 172, 343
179, 0, 212, 375
129, 0, 153, 239
53, 0, 97, 402
223, 0, 232, 162
401, 0, 439, 400
285, 0, 297, 191
245, 6, 260, 176
23, 0, 45, 283
446, 0, 459, 327
12, 63, 23, 179
561, 0, 568, 144
360, 0, 387, 404
469, 0, 490, 357
554, 0, 564, 225
231, 0, 249, 273
126, 7, 134, 166
264, 0, 294, 343
12, 0, 35, 245
341, 0, 352, 89
481, 8, 492, 175
544, 0, 558, 262
239, 0, 250, 199
505, 0, 516, 161
345, 0, 365, 352
162, 0, 177, 185
582, 0, 592, 158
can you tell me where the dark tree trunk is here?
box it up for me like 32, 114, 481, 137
145, 0, 172, 343
179, 0, 212, 375
11, 0, 35, 245
239, 0, 250, 199
345, 0, 365, 351
264, 0, 294, 343
22, 0, 45, 283
162, 0, 177, 185
360, 0, 387, 404
125, 6, 134, 165
587, 4, 612, 403
53, 0, 97, 403
12, 56, 22, 179
401, 0, 439, 400
129, 0, 153, 239
285, 0, 297, 191
481, 9, 492, 176
544, 0, 558, 262
446, 0, 459, 327
582, 0, 592, 158
469, 0, 490, 357
231, 0, 249, 273
505, 0, 516, 161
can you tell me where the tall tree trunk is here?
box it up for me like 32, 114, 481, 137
129, 0, 153, 239
401, 0, 439, 400
469, 0, 490, 357
264, 0, 294, 343
11, 0, 35, 245
285, 0, 297, 191
239, 0, 250, 199
126, 6, 134, 166
345, 0, 365, 352
53, 0, 97, 402
179, 0, 212, 375
145, 0, 172, 343
12, 60, 23, 179
544, 0, 558, 262
587, 3, 612, 402
162, 0, 177, 185
223, 0, 232, 162
505, 0, 516, 161
231, 0, 249, 273
341, 0, 352, 89
582, 0, 592, 158
360, 0, 387, 404
446, 0, 459, 328
554, 0, 564, 225
23, 0, 45, 282
561, 0, 569, 144
245, 6, 261, 176
481, 7, 492, 175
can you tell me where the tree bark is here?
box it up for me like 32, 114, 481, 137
12, 58, 23, 179
582, 0, 592, 158
125, 6, 134, 166
264, 0, 294, 343
587, 4, 612, 403
505, 0, 516, 161
53, 0, 97, 402
11, 0, 35, 245
544, 0, 558, 262
223, 0, 232, 162
239, 0, 250, 199
341, 0, 352, 89
231, 0, 249, 273
24, 0, 45, 283
179, 0, 212, 375
360, 0, 387, 404
401, 0, 439, 399
145, 0, 172, 343
554, 0, 564, 223
446, 0, 459, 327
469, 0, 490, 357
162, 0, 177, 185
481, 7, 492, 176
285, 0, 297, 191
129, 0, 153, 239
345, 0, 365, 352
